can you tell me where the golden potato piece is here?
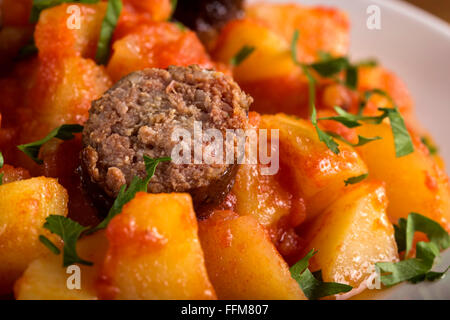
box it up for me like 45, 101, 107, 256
99, 193, 216, 300
232, 162, 292, 227
0, 177, 68, 294
198, 211, 306, 300
260, 114, 367, 220
213, 18, 296, 83
246, 3, 350, 63
15, 232, 108, 300
35, 3, 107, 59
356, 122, 450, 231
300, 182, 399, 288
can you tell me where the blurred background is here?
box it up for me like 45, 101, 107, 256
405, 0, 450, 23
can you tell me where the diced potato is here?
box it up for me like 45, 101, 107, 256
99, 193, 216, 300
355, 67, 417, 129
198, 211, 306, 300
107, 22, 214, 82
260, 114, 367, 220
15, 232, 108, 300
232, 163, 292, 227
122, 0, 172, 23
246, 3, 350, 63
356, 122, 450, 231
213, 19, 296, 83
300, 182, 399, 288
231, 112, 294, 227
0, 177, 68, 294
19, 56, 111, 144
35, 3, 107, 59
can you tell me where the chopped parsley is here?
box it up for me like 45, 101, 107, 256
421, 136, 438, 155
41, 155, 171, 266
344, 173, 368, 186
42, 216, 92, 266
375, 213, 450, 286
39, 235, 61, 255
0, 152, 4, 185
290, 249, 353, 299
311, 106, 339, 154
230, 45, 256, 66
95, 0, 122, 65
88, 155, 171, 233
17, 124, 83, 164
290, 30, 414, 158
16, 38, 38, 60
170, 0, 178, 16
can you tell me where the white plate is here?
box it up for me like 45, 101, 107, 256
251, 0, 450, 299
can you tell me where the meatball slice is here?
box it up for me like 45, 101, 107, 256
81, 65, 252, 210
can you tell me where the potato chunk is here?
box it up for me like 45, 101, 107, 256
300, 182, 398, 288
99, 193, 216, 300
0, 177, 68, 294
15, 232, 108, 300
356, 123, 450, 231
18, 56, 111, 147
260, 114, 367, 220
246, 3, 350, 63
213, 19, 296, 83
198, 211, 306, 300
35, 3, 107, 59
107, 22, 214, 82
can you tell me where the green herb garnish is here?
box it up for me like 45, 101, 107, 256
171, 0, 178, 16
230, 45, 256, 66
380, 107, 414, 157
17, 124, 83, 164
311, 107, 339, 154
41, 156, 171, 265
356, 59, 378, 68
39, 235, 61, 255
344, 173, 368, 186
95, 0, 122, 65
421, 136, 438, 155
16, 38, 38, 60
174, 21, 186, 31
290, 249, 353, 299
0, 152, 4, 185
309, 57, 349, 78
42, 216, 93, 267
89, 156, 171, 233
290, 31, 414, 158
376, 213, 450, 286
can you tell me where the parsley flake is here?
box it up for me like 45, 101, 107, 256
344, 173, 368, 186
88, 156, 171, 233
290, 249, 353, 299
421, 136, 438, 155
230, 45, 256, 66
42, 215, 93, 267
95, 0, 122, 65
40, 155, 171, 266
17, 124, 83, 164
376, 213, 450, 286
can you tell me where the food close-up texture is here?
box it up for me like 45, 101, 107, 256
0, 0, 449, 300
